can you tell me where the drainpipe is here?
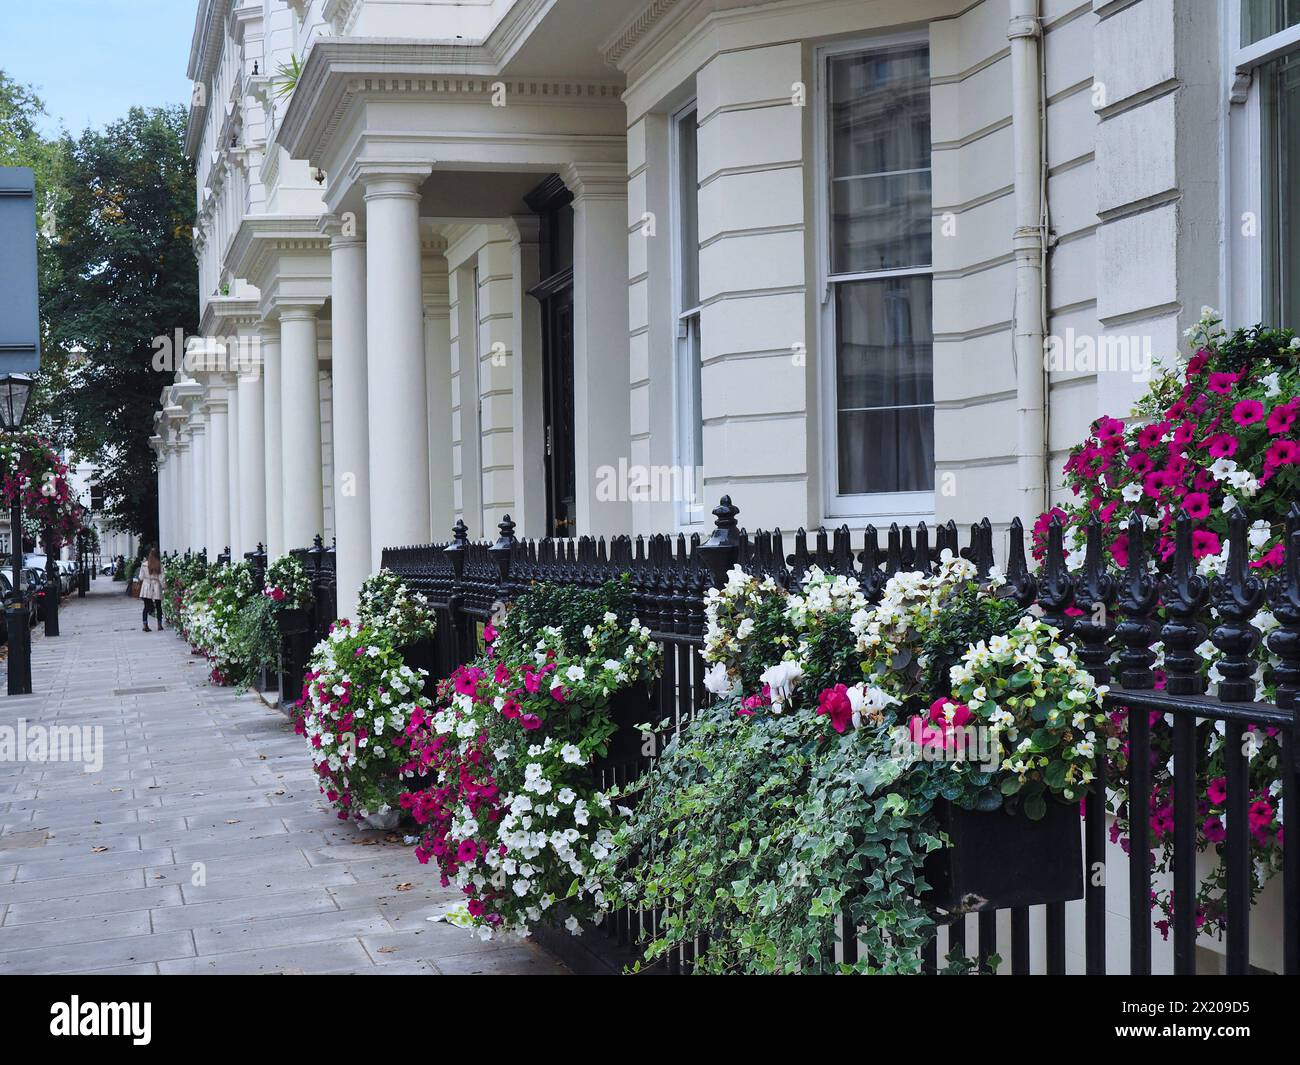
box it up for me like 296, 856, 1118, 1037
1008, 0, 1049, 521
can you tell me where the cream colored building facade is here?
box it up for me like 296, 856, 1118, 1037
155, 0, 1297, 971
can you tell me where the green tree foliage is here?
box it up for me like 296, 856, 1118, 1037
34, 103, 197, 542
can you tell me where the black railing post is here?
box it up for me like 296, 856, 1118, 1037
697, 495, 741, 590
445, 519, 470, 666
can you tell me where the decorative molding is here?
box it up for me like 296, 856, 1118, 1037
278, 37, 624, 164
601, 0, 684, 67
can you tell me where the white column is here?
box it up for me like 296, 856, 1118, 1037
262, 327, 285, 558
155, 445, 169, 552
363, 171, 431, 569
238, 356, 267, 555
279, 305, 325, 550
225, 377, 242, 559
330, 230, 371, 620
172, 436, 186, 553
189, 420, 209, 555
173, 431, 191, 551
205, 385, 231, 557
564, 162, 632, 535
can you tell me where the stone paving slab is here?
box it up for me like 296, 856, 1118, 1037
0, 583, 567, 975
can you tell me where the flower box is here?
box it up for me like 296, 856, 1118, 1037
923, 798, 1083, 914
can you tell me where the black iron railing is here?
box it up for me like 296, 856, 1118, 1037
378, 496, 1300, 976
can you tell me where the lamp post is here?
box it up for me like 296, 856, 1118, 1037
1, 373, 35, 695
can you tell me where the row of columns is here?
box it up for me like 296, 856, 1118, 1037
156, 163, 628, 619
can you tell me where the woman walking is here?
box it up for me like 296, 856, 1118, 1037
139, 548, 164, 632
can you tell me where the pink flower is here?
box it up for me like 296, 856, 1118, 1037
483, 622, 498, 644
1183, 492, 1211, 520
928, 697, 972, 728
1191, 529, 1221, 559
456, 839, 478, 863
1265, 439, 1299, 469
1186, 350, 1210, 377
520, 713, 542, 731
1249, 799, 1275, 834
1203, 816, 1226, 844
1127, 451, 1153, 475
1267, 401, 1297, 436
1206, 777, 1227, 805
1109, 533, 1130, 570
816, 684, 854, 734
1202, 432, 1238, 458
1250, 542, 1285, 570
1207, 371, 1239, 395
907, 716, 947, 750
1231, 399, 1265, 426
1137, 423, 1168, 450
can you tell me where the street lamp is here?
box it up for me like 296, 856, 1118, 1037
0, 373, 35, 695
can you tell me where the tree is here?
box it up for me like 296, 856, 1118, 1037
36, 105, 197, 544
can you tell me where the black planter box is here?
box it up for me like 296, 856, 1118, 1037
278, 607, 312, 635
923, 798, 1083, 914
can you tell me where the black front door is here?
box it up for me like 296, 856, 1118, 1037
526, 175, 577, 538
541, 286, 576, 537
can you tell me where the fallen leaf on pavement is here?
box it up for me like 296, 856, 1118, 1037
396, 883, 414, 892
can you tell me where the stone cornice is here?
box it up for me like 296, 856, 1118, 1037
278, 35, 624, 164
199, 296, 262, 338
230, 215, 330, 290
600, 0, 686, 67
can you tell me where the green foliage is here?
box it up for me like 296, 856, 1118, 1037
919, 584, 1022, 693
31, 104, 197, 541
493, 577, 634, 662
225, 595, 282, 693
612, 700, 942, 974
357, 569, 437, 644
273, 55, 303, 98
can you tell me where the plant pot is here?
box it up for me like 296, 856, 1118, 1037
922, 797, 1083, 914
363, 810, 400, 831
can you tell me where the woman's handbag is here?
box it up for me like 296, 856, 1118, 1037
130, 576, 142, 598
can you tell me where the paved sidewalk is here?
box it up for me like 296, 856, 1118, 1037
0, 581, 566, 975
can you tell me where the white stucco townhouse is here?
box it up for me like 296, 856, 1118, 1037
155, 0, 1296, 611
150, 0, 1299, 974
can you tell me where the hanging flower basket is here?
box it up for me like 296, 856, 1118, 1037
923, 798, 1084, 914
0, 432, 83, 547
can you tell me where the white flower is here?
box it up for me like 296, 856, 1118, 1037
703, 662, 740, 697
1121, 482, 1143, 503
560, 743, 583, 765
759, 660, 803, 708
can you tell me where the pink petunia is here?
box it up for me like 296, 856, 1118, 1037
1265, 439, 1299, 468
1250, 542, 1285, 570
1207, 777, 1227, 805
1109, 533, 1130, 570
1127, 451, 1153, 475
1231, 399, 1265, 426
1207, 371, 1240, 395
1191, 529, 1221, 559
1202, 432, 1238, 458
1267, 401, 1298, 436
1183, 492, 1211, 520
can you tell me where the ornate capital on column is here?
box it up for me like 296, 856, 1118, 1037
321, 211, 365, 249
276, 302, 326, 324
560, 161, 627, 203
356, 164, 432, 203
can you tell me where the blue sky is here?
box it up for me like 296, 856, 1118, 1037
1, 0, 197, 135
